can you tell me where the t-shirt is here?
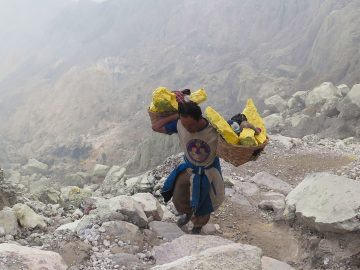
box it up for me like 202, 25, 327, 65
166, 119, 219, 167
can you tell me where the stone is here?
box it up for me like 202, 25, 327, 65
0, 243, 67, 269
285, 173, 360, 233
287, 91, 307, 111
76, 215, 98, 236
264, 95, 287, 113
101, 166, 126, 194
251, 172, 292, 195
263, 114, 283, 130
58, 241, 91, 267
92, 164, 110, 178
100, 221, 142, 244
270, 134, 296, 150
12, 203, 47, 229
152, 243, 262, 269
288, 113, 309, 128
229, 193, 251, 207
64, 173, 88, 188
149, 221, 185, 241
337, 84, 350, 96
261, 256, 296, 270
38, 187, 61, 204
337, 84, 360, 120
153, 235, 233, 265
132, 193, 163, 221
233, 182, 259, 197
93, 195, 148, 228
305, 82, 342, 108
23, 158, 48, 175
258, 192, 286, 220
223, 176, 234, 188
0, 207, 18, 236
56, 220, 81, 233
161, 205, 176, 222
60, 186, 93, 208
202, 223, 218, 235
110, 253, 142, 268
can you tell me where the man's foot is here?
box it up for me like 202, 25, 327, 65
177, 213, 192, 227
191, 227, 202, 234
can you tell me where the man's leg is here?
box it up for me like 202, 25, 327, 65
172, 171, 193, 227
191, 214, 210, 234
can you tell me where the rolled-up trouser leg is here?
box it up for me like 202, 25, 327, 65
172, 171, 210, 228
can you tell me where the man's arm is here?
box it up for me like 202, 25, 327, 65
152, 113, 179, 134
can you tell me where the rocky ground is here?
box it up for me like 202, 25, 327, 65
0, 134, 359, 269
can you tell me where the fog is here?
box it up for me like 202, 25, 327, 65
0, 0, 359, 171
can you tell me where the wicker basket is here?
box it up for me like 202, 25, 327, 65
217, 136, 268, 167
148, 108, 177, 125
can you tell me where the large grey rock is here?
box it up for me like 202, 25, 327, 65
23, 159, 48, 175
126, 172, 155, 193
92, 195, 148, 228
132, 193, 163, 221
285, 173, 360, 233
64, 172, 89, 187
250, 172, 292, 195
100, 221, 143, 244
60, 186, 93, 208
305, 82, 342, 107
12, 203, 47, 229
56, 220, 81, 233
288, 113, 309, 128
152, 243, 262, 270
110, 253, 142, 269
261, 256, 296, 270
76, 215, 98, 236
337, 84, 350, 96
233, 182, 259, 198
264, 95, 287, 113
0, 243, 67, 270
287, 91, 307, 111
337, 84, 360, 120
101, 166, 126, 194
153, 235, 233, 265
0, 207, 18, 235
149, 221, 185, 242
92, 164, 110, 178
263, 114, 283, 130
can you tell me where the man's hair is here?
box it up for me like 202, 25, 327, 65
178, 101, 202, 121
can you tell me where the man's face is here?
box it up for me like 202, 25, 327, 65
180, 116, 200, 133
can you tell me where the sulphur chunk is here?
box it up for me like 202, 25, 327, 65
242, 99, 267, 144
150, 87, 178, 113
239, 128, 258, 146
189, 88, 207, 104
205, 106, 239, 145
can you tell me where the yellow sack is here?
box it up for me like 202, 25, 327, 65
239, 128, 258, 146
150, 87, 178, 113
205, 106, 239, 145
242, 99, 267, 144
189, 88, 207, 104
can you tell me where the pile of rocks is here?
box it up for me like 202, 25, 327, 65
264, 82, 360, 139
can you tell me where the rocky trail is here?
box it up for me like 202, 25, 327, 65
0, 134, 360, 270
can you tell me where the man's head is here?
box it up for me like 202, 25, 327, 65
178, 101, 203, 133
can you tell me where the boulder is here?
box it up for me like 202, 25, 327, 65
0, 243, 67, 270
64, 173, 89, 188
161, 205, 176, 222
305, 82, 342, 108
233, 182, 259, 197
263, 114, 283, 130
60, 186, 93, 208
110, 253, 142, 269
132, 193, 163, 221
92, 195, 148, 228
288, 113, 309, 128
0, 207, 18, 235
76, 215, 98, 236
12, 203, 47, 229
58, 241, 91, 267
337, 84, 350, 96
92, 164, 110, 178
264, 95, 287, 113
101, 166, 126, 194
23, 159, 48, 175
100, 221, 143, 244
149, 221, 185, 242
287, 91, 307, 111
258, 192, 286, 221
285, 173, 360, 233
38, 187, 61, 204
153, 235, 233, 265
126, 172, 155, 193
261, 256, 296, 270
250, 172, 292, 195
152, 243, 262, 270
55, 220, 81, 233
337, 84, 360, 120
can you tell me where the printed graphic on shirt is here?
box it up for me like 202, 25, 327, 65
186, 139, 211, 163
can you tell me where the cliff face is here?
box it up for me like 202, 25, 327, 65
0, 0, 359, 168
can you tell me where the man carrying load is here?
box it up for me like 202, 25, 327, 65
152, 93, 225, 234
